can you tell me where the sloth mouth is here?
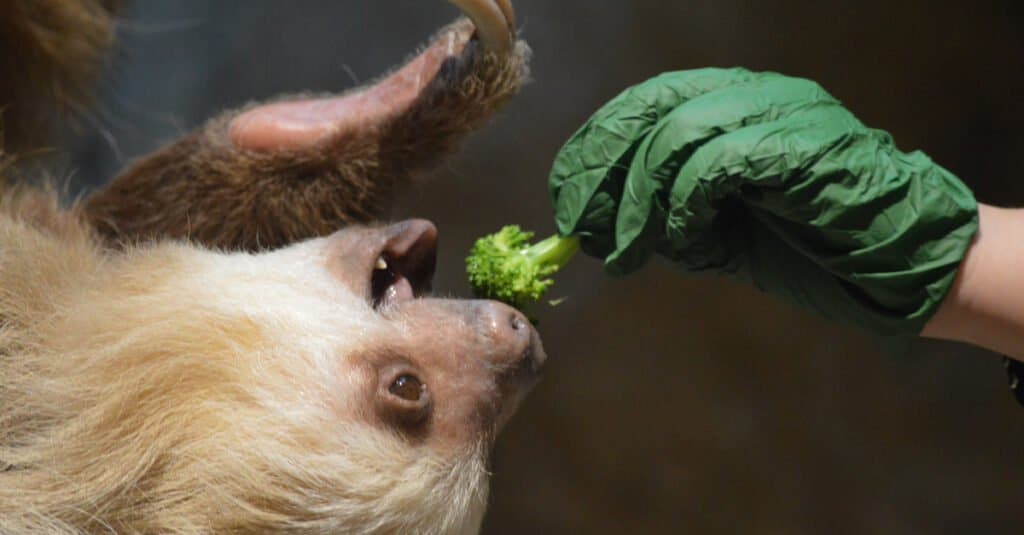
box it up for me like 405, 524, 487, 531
370, 220, 438, 309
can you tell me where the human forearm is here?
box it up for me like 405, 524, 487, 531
922, 204, 1024, 361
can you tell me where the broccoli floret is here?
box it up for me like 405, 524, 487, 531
466, 225, 580, 310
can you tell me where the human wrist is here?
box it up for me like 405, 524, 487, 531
922, 204, 1024, 360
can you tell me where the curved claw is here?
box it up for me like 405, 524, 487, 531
492, 0, 516, 31
448, 0, 515, 54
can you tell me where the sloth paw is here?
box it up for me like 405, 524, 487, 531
228, 0, 522, 153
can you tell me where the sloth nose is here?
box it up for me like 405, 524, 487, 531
478, 300, 547, 375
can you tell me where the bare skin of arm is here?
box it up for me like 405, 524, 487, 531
922, 203, 1024, 361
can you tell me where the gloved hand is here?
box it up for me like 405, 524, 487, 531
549, 68, 978, 336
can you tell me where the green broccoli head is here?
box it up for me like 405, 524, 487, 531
466, 225, 579, 310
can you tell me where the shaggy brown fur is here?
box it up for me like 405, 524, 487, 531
0, 0, 122, 154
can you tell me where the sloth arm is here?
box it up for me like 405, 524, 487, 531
83, 1, 528, 251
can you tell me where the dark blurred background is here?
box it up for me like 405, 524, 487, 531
59, 1, 1024, 533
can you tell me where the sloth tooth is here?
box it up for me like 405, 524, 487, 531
375, 256, 388, 270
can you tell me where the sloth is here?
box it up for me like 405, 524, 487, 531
0, 0, 542, 533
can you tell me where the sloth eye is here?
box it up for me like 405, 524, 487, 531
389, 374, 424, 401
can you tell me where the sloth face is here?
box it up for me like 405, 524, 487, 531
4, 220, 545, 533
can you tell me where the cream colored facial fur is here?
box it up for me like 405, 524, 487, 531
0, 211, 539, 534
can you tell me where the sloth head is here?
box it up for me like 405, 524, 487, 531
0, 218, 545, 534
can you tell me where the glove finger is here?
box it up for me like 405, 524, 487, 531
606, 76, 845, 274
663, 106, 864, 269
549, 67, 764, 259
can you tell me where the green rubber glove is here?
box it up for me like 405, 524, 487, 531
549, 68, 978, 337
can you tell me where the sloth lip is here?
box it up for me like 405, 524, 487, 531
492, 321, 546, 434
370, 220, 438, 309
524, 327, 547, 376
371, 272, 414, 309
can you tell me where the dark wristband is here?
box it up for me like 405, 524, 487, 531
1004, 357, 1024, 407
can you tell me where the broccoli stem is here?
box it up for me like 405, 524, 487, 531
524, 234, 580, 272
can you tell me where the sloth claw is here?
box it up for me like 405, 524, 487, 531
448, 0, 516, 54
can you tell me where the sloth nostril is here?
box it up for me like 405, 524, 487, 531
509, 313, 526, 331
